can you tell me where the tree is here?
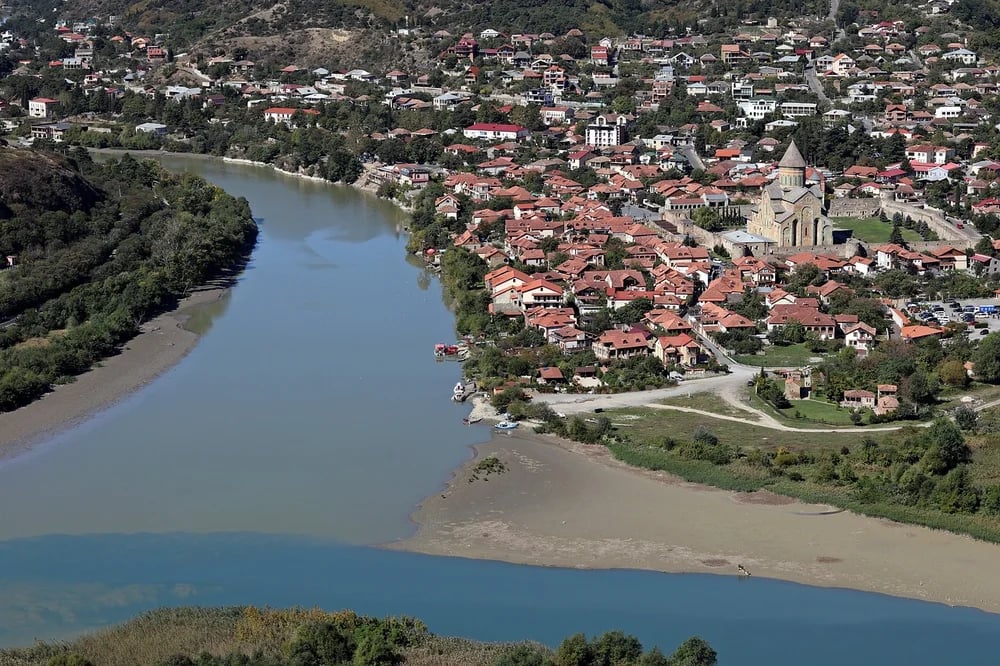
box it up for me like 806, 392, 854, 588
938, 359, 970, 387
590, 631, 644, 665
954, 405, 979, 431
921, 418, 970, 475
286, 621, 356, 666
353, 626, 399, 666
612, 298, 654, 325
668, 637, 717, 666
691, 207, 723, 231
972, 333, 1000, 383
555, 633, 592, 666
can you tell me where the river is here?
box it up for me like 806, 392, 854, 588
1, 156, 998, 663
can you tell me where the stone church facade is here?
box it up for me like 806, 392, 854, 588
747, 141, 831, 248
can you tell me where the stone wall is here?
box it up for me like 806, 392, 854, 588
828, 198, 881, 218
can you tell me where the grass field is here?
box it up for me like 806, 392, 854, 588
659, 391, 759, 419
735, 342, 825, 368
779, 398, 857, 425
608, 406, 867, 450
832, 217, 922, 243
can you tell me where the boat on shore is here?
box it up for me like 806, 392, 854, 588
494, 421, 519, 430
463, 416, 482, 425
434, 342, 468, 361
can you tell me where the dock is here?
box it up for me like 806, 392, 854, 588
452, 380, 477, 402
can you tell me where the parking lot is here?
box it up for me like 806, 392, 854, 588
909, 298, 1000, 336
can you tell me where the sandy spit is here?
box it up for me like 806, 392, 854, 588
389, 429, 1000, 613
0, 286, 228, 462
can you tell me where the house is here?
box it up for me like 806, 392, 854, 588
654, 333, 705, 368
28, 97, 60, 119
970, 253, 1000, 275
766, 305, 837, 339
551, 326, 590, 353
463, 123, 530, 142
841, 389, 876, 410
135, 122, 167, 135
900, 325, 944, 342
942, 48, 978, 65
537, 367, 567, 384
843, 322, 876, 357
585, 113, 629, 148
263, 107, 320, 125
593, 330, 650, 361
904, 144, 954, 165
30, 122, 71, 142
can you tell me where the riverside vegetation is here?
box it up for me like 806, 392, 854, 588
0, 146, 258, 412
0, 606, 718, 666
514, 396, 1000, 543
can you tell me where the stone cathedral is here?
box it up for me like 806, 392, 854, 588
747, 140, 831, 248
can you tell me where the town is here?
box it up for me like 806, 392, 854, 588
3, 1, 1000, 427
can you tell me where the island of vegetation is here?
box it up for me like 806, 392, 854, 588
0, 147, 257, 414
0, 606, 718, 666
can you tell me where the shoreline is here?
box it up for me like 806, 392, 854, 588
389, 427, 1000, 614
0, 150, 396, 463
89, 149, 404, 209
0, 285, 230, 463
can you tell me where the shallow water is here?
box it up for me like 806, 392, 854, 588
2, 156, 999, 661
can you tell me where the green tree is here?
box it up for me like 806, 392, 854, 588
691, 207, 723, 231
668, 637, 717, 666
353, 626, 399, 666
591, 631, 644, 665
921, 418, 970, 475
287, 621, 356, 666
971, 333, 1000, 383
555, 633, 592, 666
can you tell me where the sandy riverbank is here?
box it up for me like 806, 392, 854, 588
0, 286, 228, 462
391, 429, 1000, 613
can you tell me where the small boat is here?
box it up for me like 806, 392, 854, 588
463, 416, 482, 425
494, 421, 519, 430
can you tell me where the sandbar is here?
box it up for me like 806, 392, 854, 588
0, 285, 228, 461
392, 429, 1000, 613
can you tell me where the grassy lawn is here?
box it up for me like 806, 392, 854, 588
735, 342, 826, 368
658, 391, 759, 419
608, 406, 868, 451
832, 217, 922, 243
779, 399, 857, 426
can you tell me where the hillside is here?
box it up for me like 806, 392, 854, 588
0, 147, 257, 412
16, 0, 828, 68
0, 606, 718, 666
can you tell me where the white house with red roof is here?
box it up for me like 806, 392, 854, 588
28, 97, 59, 119
463, 123, 530, 141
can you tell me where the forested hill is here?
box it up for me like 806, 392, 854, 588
0, 147, 258, 412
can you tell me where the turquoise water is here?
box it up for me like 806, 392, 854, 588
1, 157, 999, 661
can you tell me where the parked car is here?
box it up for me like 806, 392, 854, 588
981, 329, 990, 335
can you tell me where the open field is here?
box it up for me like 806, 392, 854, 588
832, 216, 922, 243
735, 342, 825, 368
608, 406, 866, 450
659, 391, 758, 418
779, 398, 857, 425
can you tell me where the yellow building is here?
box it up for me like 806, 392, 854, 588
747, 141, 831, 248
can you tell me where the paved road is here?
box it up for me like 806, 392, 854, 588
677, 145, 705, 172
805, 65, 831, 106
536, 366, 756, 415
